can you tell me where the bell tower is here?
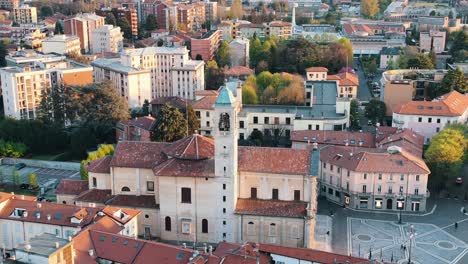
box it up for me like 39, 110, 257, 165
213, 80, 241, 242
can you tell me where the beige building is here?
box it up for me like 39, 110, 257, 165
305, 67, 359, 99
229, 36, 249, 67
319, 145, 430, 212
420, 30, 446, 53
267, 21, 292, 39
64, 13, 105, 53
41, 35, 81, 55
75, 82, 318, 248
13, 4, 37, 24
91, 25, 124, 54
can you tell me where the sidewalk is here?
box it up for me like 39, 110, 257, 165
313, 214, 332, 252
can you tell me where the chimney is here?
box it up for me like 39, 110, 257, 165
55, 242, 60, 249
37, 203, 42, 208
36, 212, 41, 219
182, 243, 186, 249
47, 214, 51, 220
208, 245, 213, 255
88, 249, 94, 256
23, 211, 28, 218
21, 195, 25, 200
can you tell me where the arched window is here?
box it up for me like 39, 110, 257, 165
165, 216, 171, 231
269, 223, 277, 236
247, 221, 255, 235
202, 219, 208, 233
121, 186, 130, 192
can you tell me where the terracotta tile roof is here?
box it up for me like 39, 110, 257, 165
105, 195, 158, 209
212, 242, 270, 264
0, 198, 100, 227
235, 198, 307, 218
238, 147, 310, 175
163, 134, 215, 160
101, 206, 141, 224
224, 66, 255, 77
320, 146, 430, 174
195, 90, 219, 97
75, 189, 113, 204
149, 96, 189, 110
327, 72, 359, 86
120, 116, 156, 131
269, 21, 292, 27
86, 156, 112, 174
153, 158, 215, 177
111, 141, 169, 168
193, 95, 218, 110
306, 67, 328, 72
0, 193, 13, 204
56, 180, 89, 195
375, 126, 398, 142
394, 91, 468, 116
259, 244, 378, 264
238, 23, 265, 29
291, 130, 376, 148
378, 129, 424, 151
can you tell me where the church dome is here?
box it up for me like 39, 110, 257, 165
163, 134, 215, 160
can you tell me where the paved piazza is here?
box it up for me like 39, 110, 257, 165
347, 218, 468, 264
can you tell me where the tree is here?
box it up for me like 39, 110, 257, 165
350, 99, 361, 130
28, 173, 38, 188
230, 0, 243, 18
337, 38, 353, 66
142, 99, 150, 116
118, 18, 132, 39
80, 144, 114, 180
429, 68, 468, 99
184, 104, 200, 135
0, 140, 27, 158
40, 6, 53, 17
0, 169, 3, 185
386, 59, 396, 70
105, 13, 117, 26
152, 103, 187, 142
38, 84, 72, 126
145, 14, 157, 31
449, 31, 468, 62
249, 130, 264, 146
205, 60, 226, 90
361, 0, 379, 18
195, 54, 203, 60
216, 41, 231, 67
429, 10, 436, 16
0, 41, 7, 67
54, 22, 64, 34
242, 85, 258, 104
12, 169, 20, 186
365, 99, 386, 125
407, 54, 434, 69
367, 59, 378, 74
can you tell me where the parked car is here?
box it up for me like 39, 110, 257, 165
456, 177, 463, 185
367, 120, 373, 125
15, 163, 26, 170
20, 184, 29, 189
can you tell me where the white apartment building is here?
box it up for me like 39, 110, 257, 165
120, 46, 205, 100
319, 145, 430, 212
392, 91, 468, 143
91, 25, 124, 54
92, 58, 152, 108
13, 4, 37, 24
41, 34, 81, 55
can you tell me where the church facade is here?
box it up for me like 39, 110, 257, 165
76, 82, 318, 248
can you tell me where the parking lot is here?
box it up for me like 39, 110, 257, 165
0, 164, 80, 187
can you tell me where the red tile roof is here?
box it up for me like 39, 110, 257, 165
320, 146, 430, 174
327, 72, 359, 86
291, 130, 376, 148
306, 67, 328, 72
75, 189, 113, 204
111, 141, 169, 168
105, 195, 158, 209
238, 147, 310, 175
193, 95, 218, 110
224, 66, 255, 77
212, 242, 270, 264
163, 134, 215, 160
120, 116, 156, 131
153, 158, 215, 177
259, 244, 379, 264
101, 206, 141, 225
235, 198, 307, 218
393, 91, 468, 116
56, 180, 89, 195
195, 90, 219, 97
86, 156, 112, 174
149, 96, 189, 110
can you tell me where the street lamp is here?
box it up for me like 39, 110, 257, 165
397, 192, 404, 224
407, 224, 416, 264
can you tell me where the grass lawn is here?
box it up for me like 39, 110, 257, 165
0, 184, 38, 197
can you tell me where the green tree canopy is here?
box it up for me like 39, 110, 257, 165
54, 22, 64, 34
28, 173, 38, 188
365, 99, 386, 125
242, 85, 258, 104
407, 54, 434, 69
449, 31, 468, 62
0, 41, 7, 67
350, 100, 361, 130
105, 13, 117, 26
40, 6, 53, 17
0, 140, 27, 158
205, 60, 226, 90
80, 144, 114, 180
152, 103, 187, 142
145, 14, 157, 31
361, 0, 379, 18
216, 41, 231, 67
118, 18, 132, 39
185, 104, 200, 135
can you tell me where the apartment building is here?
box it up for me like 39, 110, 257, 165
13, 5, 37, 24
92, 57, 152, 108
64, 13, 105, 53
116, 116, 156, 141
190, 30, 221, 61
229, 36, 249, 67
380, 47, 401, 69
205, 0, 217, 21
1, 59, 93, 119
392, 91, 468, 143
305, 67, 359, 99
41, 34, 81, 55
142, 0, 177, 31
0, 0, 19, 10
219, 20, 292, 40
96, 7, 138, 37
238, 23, 266, 38
420, 30, 446, 53
267, 21, 292, 38
319, 145, 430, 212
381, 69, 446, 116
91, 25, 124, 54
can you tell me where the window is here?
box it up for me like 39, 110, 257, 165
337, 167, 341, 173
206, 121, 210, 127
436, 127, 440, 132
330, 165, 334, 171
316, 125, 320, 130
378, 174, 382, 180
239, 121, 244, 128
223, 208, 226, 213
378, 185, 382, 193
390, 174, 393, 181
363, 173, 367, 180
347, 170, 350, 177
223, 184, 226, 190
272, 189, 279, 200
181, 188, 191, 203
328, 188, 333, 194
121, 186, 130, 192
346, 182, 349, 191
202, 219, 208, 233
308, 125, 312, 130
400, 174, 404, 181
264, 117, 269, 124
414, 188, 419, 195
329, 176, 333, 184
253, 116, 258, 124
399, 186, 404, 193
388, 186, 393, 194
428, 117, 432, 123
335, 190, 340, 197
165, 217, 171, 231
206, 111, 210, 117
240, 133, 245, 140
323, 163, 326, 169
285, 129, 290, 137
294, 190, 300, 201
195, 111, 200, 118
223, 196, 226, 202
418, 117, 422, 122
362, 185, 367, 193
251, 188, 257, 199
92, 177, 97, 187
416, 175, 420, 181
247, 222, 255, 234
286, 117, 291, 125
269, 223, 277, 236
147, 181, 154, 192
437, 118, 440, 123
